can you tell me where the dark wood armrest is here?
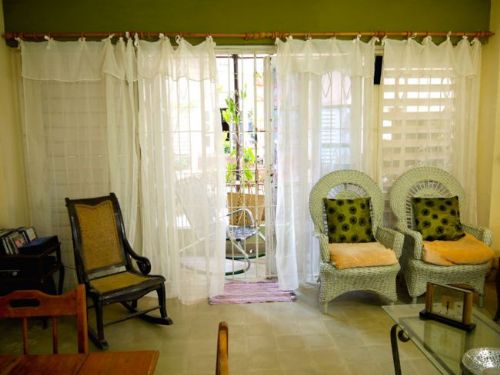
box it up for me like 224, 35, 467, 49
124, 240, 151, 275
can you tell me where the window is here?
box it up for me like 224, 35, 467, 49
320, 72, 353, 172
380, 68, 455, 193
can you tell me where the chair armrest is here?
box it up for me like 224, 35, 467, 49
227, 208, 256, 227
314, 232, 331, 263
375, 226, 404, 259
395, 225, 424, 259
124, 240, 152, 275
462, 224, 493, 246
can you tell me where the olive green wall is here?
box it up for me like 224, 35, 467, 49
2, 0, 491, 44
0, 4, 27, 228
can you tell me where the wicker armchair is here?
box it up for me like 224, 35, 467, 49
389, 166, 492, 305
309, 170, 404, 313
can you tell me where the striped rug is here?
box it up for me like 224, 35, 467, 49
209, 280, 297, 305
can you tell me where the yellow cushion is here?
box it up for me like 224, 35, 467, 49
422, 233, 494, 266
90, 272, 151, 294
328, 242, 398, 270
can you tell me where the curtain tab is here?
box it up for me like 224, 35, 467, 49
381, 35, 387, 46
125, 31, 130, 39
14, 37, 22, 50
423, 35, 432, 45
101, 34, 114, 42
175, 34, 182, 45
134, 33, 139, 47
447, 31, 452, 41
407, 32, 417, 41
44, 35, 54, 50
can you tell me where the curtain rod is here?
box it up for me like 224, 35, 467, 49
2, 30, 494, 42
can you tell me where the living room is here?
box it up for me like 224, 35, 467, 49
1, 1, 500, 374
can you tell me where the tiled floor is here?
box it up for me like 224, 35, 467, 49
0, 279, 498, 374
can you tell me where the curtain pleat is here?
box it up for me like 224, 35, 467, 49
382, 37, 481, 224
274, 37, 376, 290
136, 37, 225, 303
20, 38, 139, 284
18, 34, 482, 298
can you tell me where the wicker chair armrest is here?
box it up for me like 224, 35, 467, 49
462, 224, 493, 246
227, 208, 256, 227
124, 240, 152, 275
395, 225, 424, 259
375, 226, 404, 258
314, 231, 331, 263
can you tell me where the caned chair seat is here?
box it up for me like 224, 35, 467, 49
89, 271, 165, 295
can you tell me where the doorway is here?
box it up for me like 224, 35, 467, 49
216, 50, 276, 281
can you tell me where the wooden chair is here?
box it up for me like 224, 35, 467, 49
65, 193, 173, 350
216, 321, 229, 375
0, 284, 88, 354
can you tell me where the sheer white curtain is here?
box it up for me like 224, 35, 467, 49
136, 36, 226, 303
20, 38, 139, 283
274, 37, 376, 290
381, 37, 481, 223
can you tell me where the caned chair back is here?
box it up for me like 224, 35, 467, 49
309, 170, 384, 237
0, 285, 88, 354
389, 166, 464, 231
216, 321, 229, 375
66, 194, 128, 280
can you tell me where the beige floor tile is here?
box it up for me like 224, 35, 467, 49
0, 280, 497, 375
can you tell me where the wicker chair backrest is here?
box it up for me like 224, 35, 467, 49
309, 170, 384, 236
389, 166, 465, 230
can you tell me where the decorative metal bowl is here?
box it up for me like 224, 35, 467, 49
461, 348, 500, 375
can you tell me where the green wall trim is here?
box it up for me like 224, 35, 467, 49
3, 0, 491, 45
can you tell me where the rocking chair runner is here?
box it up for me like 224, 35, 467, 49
65, 193, 173, 350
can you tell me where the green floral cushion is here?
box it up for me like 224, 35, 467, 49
323, 197, 375, 243
412, 196, 465, 241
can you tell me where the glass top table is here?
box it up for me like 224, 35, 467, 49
383, 304, 500, 374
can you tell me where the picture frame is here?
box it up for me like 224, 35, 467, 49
419, 282, 476, 331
